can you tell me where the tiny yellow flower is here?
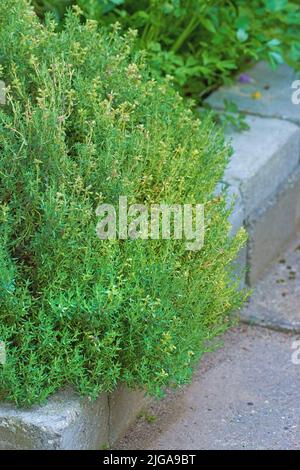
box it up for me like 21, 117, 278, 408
251, 91, 262, 100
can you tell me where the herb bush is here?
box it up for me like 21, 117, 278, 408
0, 0, 246, 406
33, 0, 300, 98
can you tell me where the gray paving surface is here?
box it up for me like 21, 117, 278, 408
243, 236, 300, 332
116, 235, 300, 450
206, 62, 300, 125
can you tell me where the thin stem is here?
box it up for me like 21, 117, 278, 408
170, 15, 200, 53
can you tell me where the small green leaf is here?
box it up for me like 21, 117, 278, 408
236, 28, 248, 42
267, 38, 281, 47
265, 0, 287, 12
110, 0, 125, 5
200, 18, 216, 33
236, 15, 250, 31
269, 51, 284, 65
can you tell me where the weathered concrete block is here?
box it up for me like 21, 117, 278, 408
216, 180, 244, 234
223, 183, 245, 235
0, 390, 109, 450
0, 385, 150, 449
232, 245, 247, 290
215, 180, 246, 286
216, 182, 246, 287
246, 170, 300, 285
227, 186, 247, 288
206, 62, 300, 125
108, 386, 151, 445
225, 115, 300, 216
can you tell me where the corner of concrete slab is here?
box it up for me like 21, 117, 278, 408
246, 170, 300, 285
0, 390, 109, 450
108, 385, 151, 446
0, 385, 150, 450
224, 115, 300, 217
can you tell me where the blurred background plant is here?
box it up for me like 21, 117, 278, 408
33, 0, 73, 22
33, 0, 300, 101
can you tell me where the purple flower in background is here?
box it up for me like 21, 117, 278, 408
238, 73, 252, 84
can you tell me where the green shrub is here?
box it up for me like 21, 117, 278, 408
0, 0, 246, 406
33, 0, 300, 99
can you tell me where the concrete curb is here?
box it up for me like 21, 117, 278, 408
0, 386, 148, 449
241, 305, 300, 334
208, 62, 300, 287
246, 170, 300, 284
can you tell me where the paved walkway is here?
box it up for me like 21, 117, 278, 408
116, 236, 300, 450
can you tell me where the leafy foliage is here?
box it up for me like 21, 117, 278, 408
33, 0, 300, 98
0, 0, 246, 406
33, 0, 73, 22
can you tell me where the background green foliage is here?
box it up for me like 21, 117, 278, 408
0, 0, 245, 406
33, 0, 73, 22
33, 0, 300, 99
